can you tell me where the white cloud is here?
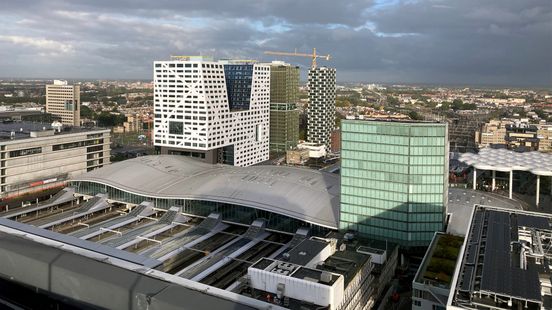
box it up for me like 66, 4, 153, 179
0, 35, 74, 54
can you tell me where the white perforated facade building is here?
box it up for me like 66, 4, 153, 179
153, 57, 270, 167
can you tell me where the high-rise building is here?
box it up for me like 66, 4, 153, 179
45, 80, 80, 126
270, 103, 299, 152
307, 67, 336, 152
340, 119, 449, 247
269, 61, 299, 103
153, 57, 270, 167
268, 62, 300, 153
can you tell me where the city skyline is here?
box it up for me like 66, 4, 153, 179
0, 0, 550, 87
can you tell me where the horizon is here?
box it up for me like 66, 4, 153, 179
0, 76, 550, 91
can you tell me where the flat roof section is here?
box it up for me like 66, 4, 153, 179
414, 233, 463, 289
447, 188, 524, 236
450, 206, 552, 309
71, 155, 340, 229
0, 121, 108, 142
286, 238, 329, 266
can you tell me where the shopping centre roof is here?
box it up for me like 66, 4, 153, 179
458, 148, 552, 176
72, 156, 340, 229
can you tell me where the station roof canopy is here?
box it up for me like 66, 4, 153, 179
71, 155, 340, 229
458, 148, 552, 176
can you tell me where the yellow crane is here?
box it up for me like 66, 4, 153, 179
264, 48, 331, 68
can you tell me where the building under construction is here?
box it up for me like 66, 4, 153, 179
268, 61, 300, 153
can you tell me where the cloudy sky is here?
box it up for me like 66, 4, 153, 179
0, 0, 551, 87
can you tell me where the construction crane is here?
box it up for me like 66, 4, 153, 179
264, 48, 330, 68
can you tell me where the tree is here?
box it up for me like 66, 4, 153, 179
408, 111, 424, 120
451, 99, 463, 110
80, 105, 95, 119
97, 112, 126, 127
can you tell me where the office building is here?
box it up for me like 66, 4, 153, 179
269, 61, 299, 103
270, 103, 299, 152
449, 205, 552, 309
153, 56, 270, 167
307, 67, 336, 152
268, 62, 300, 153
0, 121, 110, 200
475, 118, 552, 152
340, 120, 449, 247
45, 80, 80, 126
0, 155, 399, 310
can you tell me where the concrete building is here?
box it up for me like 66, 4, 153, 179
153, 56, 270, 167
476, 119, 552, 152
340, 119, 449, 247
45, 80, 80, 126
307, 67, 336, 152
123, 113, 143, 133
0, 121, 110, 200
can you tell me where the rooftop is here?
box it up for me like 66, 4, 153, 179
71, 155, 340, 229
286, 239, 329, 266
450, 206, 552, 309
415, 233, 463, 289
447, 188, 525, 236
0, 121, 108, 142
342, 118, 445, 125
459, 147, 552, 176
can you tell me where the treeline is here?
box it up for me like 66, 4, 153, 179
81, 106, 127, 127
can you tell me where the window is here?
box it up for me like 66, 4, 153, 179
169, 121, 183, 135
53, 139, 103, 151
9, 147, 42, 157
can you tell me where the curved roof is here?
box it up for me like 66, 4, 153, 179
459, 148, 552, 176
71, 156, 340, 229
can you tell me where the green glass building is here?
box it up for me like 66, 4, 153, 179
270, 103, 299, 152
340, 120, 448, 247
269, 62, 300, 152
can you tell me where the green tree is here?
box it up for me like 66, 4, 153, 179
80, 105, 95, 119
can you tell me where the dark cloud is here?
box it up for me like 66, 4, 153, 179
0, 0, 550, 86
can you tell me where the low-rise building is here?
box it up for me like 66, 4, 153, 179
448, 205, 552, 309
286, 148, 309, 165
476, 119, 552, 152
412, 233, 463, 310
0, 121, 110, 200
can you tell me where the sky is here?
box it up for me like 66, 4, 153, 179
0, 0, 551, 87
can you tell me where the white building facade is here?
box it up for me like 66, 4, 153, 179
307, 67, 336, 152
46, 80, 80, 126
153, 57, 270, 167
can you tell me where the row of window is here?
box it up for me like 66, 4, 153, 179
9, 147, 42, 158
340, 195, 445, 213
343, 122, 446, 137
341, 178, 445, 194
341, 159, 445, 175
341, 167, 445, 184
52, 139, 103, 151
341, 186, 445, 204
